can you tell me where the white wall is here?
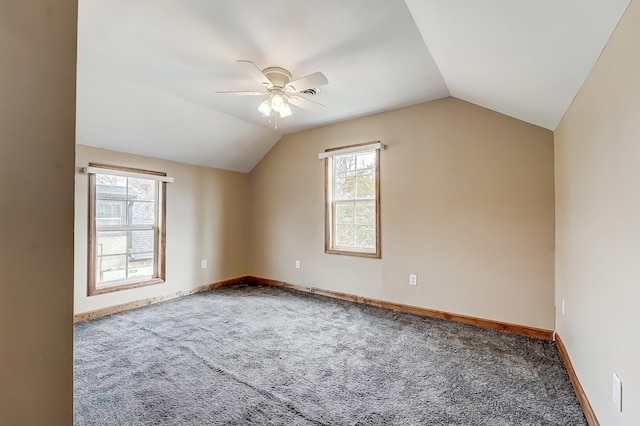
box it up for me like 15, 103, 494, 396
554, 0, 640, 424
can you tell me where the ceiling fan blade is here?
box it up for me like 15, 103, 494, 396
236, 60, 272, 88
287, 94, 326, 111
285, 72, 328, 93
216, 90, 266, 96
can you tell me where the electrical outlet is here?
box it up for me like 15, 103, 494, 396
295, 260, 301, 269
612, 373, 622, 412
562, 299, 566, 317
409, 274, 417, 286
200, 259, 207, 269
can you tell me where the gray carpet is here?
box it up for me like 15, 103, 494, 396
74, 284, 586, 425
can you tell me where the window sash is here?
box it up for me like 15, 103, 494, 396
95, 227, 159, 286
332, 200, 377, 252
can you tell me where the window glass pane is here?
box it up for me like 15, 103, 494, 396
333, 155, 348, 174
355, 201, 375, 225
356, 151, 375, 169
96, 230, 128, 285
355, 225, 376, 248
97, 231, 127, 256
97, 254, 127, 284
129, 252, 154, 279
96, 201, 126, 226
96, 174, 127, 198
334, 155, 356, 176
334, 176, 356, 200
334, 153, 356, 174
129, 230, 155, 260
130, 201, 156, 225
335, 202, 355, 225
335, 224, 355, 247
96, 201, 121, 218
128, 177, 156, 202
356, 174, 375, 199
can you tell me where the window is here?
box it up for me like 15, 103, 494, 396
88, 164, 167, 295
325, 143, 381, 258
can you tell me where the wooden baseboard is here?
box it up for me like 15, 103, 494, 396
247, 276, 554, 340
555, 334, 599, 425
76, 275, 554, 341
73, 276, 246, 322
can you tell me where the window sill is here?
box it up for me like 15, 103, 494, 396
89, 277, 165, 296
325, 248, 381, 259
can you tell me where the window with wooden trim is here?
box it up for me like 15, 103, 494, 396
88, 164, 167, 295
325, 144, 381, 258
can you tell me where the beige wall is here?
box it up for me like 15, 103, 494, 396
74, 145, 249, 314
0, 1, 77, 424
249, 97, 556, 329
554, 0, 640, 424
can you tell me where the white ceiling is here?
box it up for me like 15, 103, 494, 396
404, 0, 631, 131
76, 0, 631, 172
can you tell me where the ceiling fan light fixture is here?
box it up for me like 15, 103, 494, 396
258, 99, 271, 117
270, 92, 285, 112
279, 103, 292, 118
258, 91, 292, 119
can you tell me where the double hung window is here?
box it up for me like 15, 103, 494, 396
87, 164, 167, 295
325, 143, 381, 258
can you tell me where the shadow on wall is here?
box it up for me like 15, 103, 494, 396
192, 167, 249, 281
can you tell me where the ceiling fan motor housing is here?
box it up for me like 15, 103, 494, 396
262, 67, 292, 88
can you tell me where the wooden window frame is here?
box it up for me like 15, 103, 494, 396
325, 142, 381, 259
87, 163, 167, 296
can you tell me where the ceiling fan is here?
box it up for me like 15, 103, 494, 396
217, 60, 329, 120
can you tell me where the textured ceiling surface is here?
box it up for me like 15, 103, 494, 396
76, 0, 631, 172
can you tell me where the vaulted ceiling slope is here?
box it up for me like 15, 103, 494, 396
76, 0, 631, 172
404, 0, 631, 131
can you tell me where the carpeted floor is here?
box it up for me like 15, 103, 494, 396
74, 284, 586, 425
